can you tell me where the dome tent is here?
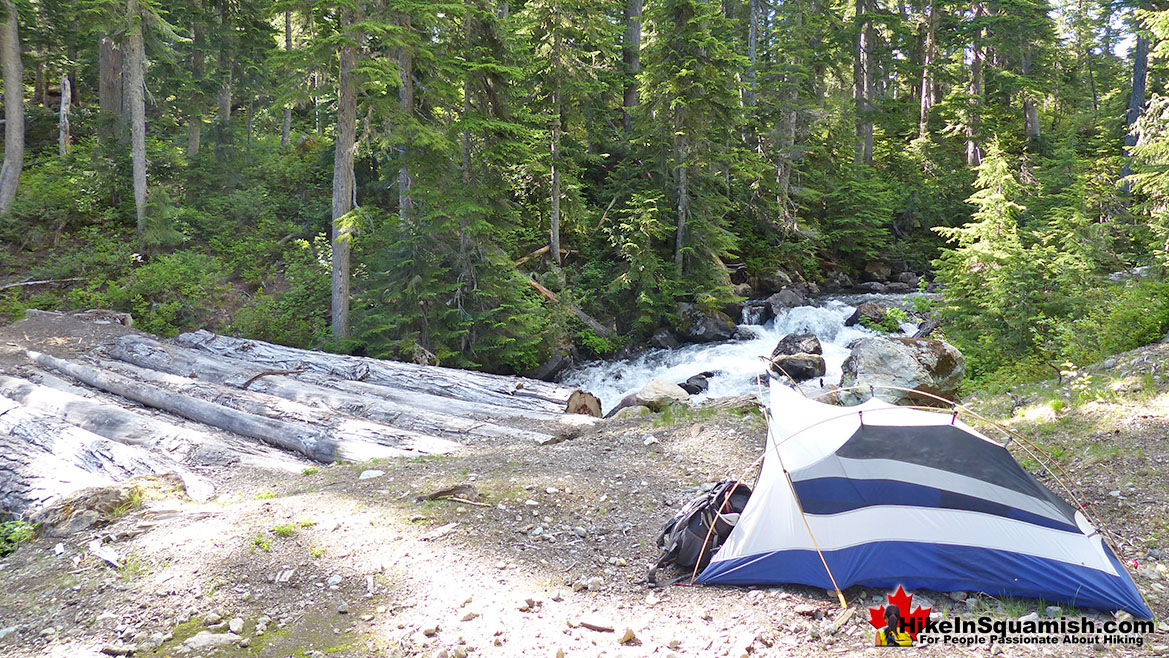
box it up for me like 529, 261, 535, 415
695, 382, 1152, 619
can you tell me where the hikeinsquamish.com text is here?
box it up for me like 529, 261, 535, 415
915, 616, 1154, 647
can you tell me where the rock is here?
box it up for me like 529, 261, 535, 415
732, 282, 753, 298
572, 580, 587, 592
843, 302, 886, 328
821, 270, 853, 292
642, 435, 659, 446
1045, 606, 1062, 618
896, 271, 920, 287
618, 628, 639, 645
633, 380, 690, 411
524, 348, 575, 381
326, 575, 343, 587
839, 337, 965, 405
766, 289, 808, 315
948, 591, 967, 602
770, 354, 826, 381
751, 269, 793, 295
854, 281, 887, 293
794, 604, 818, 617
358, 470, 385, 480
885, 282, 913, 293
100, 644, 136, 656
228, 617, 244, 634
239, 637, 251, 648
572, 526, 587, 538
678, 371, 715, 395
863, 261, 892, 282
612, 404, 651, 419
422, 625, 440, 637
461, 612, 479, 622
773, 333, 822, 356
1018, 612, 1040, 623
337, 603, 349, 614
182, 631, 242, 651
740, 301, 772, 325
204, 613, 223, 626
586, 576, 604, 590
675, 303, 736, 343
649, 328, 681, 350
451, 647, 468, 658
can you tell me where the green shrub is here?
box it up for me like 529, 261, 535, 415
0, 520, 36, 557
102, 252, 231, 336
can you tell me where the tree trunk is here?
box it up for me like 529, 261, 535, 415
745, 0, 758, 108
918, 0, 937, 139
622, 0, 642, 131
0, 0, 23, 215
1021, 44, 1039, 141
398, 35, 414, 222
331, 6, 358, 341
966, 3, 985, 166
1125, 33, 1149, 152
98, 35, 124, 140
674, 131, 689, 273
0, 396, 176, 519
282, 10, 292, 147
854, 0, 873, 164
215, 3, 232, 150
188, 7, 204, 159
109, 335, 562, 443
126, 0, 148, 236
173, 330, 584, 414
58, 73, 71, 156
550, 87, 562, 265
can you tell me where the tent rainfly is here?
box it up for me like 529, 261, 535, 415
696, 382, 1152, 619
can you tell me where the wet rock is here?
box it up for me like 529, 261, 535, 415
770, 354, 826, 382
675, 303, 736, 343
885, 282, 914, 293
854, 281, 887, 293
844, 302, 886, 328
649, 328, 681, 350
773, 333, 822, 356
767, 289, 808, 315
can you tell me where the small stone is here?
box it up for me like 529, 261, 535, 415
586, 576, 603, 590
1017, 612, 1040, 623
1109, 490, 1121, 497
524, 499, 539, 507
239, 637, 251, 648
572, 527, 586, 538
530, 526, 543, 537
42, 627, 58, 637
1045, 606, 1062, 618
572, 580, 587, 592
794, 604, 818, 617
614, 558, 627, 567
433, 649, 450, 658
948, 591, 966, 602
545, 487, 559, 494
228, 617, 244, 634
668, 639, 682, 649
451, 647, 468, 658
965, 598, 978, 608
337, 603, 349, 615
326, 575, 343, 587
618, 628, 638, 645
422, 625, 440, 637
461, 612, 479, 622
100, 644, 135, 656
645, 593, 661, 606
204, 613, 222, 626
358, 469, 385, 480
495, 561, 506, 570
643, 436, 660, 446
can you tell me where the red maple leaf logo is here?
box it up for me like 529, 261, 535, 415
867, 585, 932, 641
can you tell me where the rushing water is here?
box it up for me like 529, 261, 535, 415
561, 293, 928, 414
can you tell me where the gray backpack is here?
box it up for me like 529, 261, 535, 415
649, 481, 752, 584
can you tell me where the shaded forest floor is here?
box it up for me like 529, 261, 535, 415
0, 317, 1167, 657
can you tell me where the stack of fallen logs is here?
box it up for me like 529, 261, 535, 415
1, 330, 599, 521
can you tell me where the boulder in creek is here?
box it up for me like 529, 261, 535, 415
844, 302, 886, 328
770, 354, 827, 382
750, 269, 794, 295
773, 333, 822, 357
635, 379, 691, 411
678, 371, 717, 395
838, 337, 965, 405
854, 281, 887, 294
675, 303, 736, 343
766, 289, 808, 315
649, 328, 681, 350
862, 261, 893, 282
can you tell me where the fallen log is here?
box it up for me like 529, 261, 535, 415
525, 278, 615, 339
173, 330, 584, 414
0, 277, 83, 291
96, 358, 464, 455
0, 374, 203, 456
109, 335, 562, 442
27, 351, 435, 463
0, 396, 171, 518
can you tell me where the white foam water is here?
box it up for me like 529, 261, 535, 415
560, 293, 926, 414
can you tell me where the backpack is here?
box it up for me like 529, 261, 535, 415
649, 480, 752, 584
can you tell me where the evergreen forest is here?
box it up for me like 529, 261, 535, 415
3, 0, 1169, 390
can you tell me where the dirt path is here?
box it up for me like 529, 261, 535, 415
0, 315, 1166, 657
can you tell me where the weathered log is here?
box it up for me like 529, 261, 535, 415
0, 277, 83, 291
96, 358, 464, 455
109, 335, 564, 442
0, 396, 170, 518
0, 373, 202, 455
174, 330, 584, 414
27, 351, 435, 463
525, 278, 615, 339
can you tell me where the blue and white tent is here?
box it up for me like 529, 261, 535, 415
696, 382, 1152, 619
